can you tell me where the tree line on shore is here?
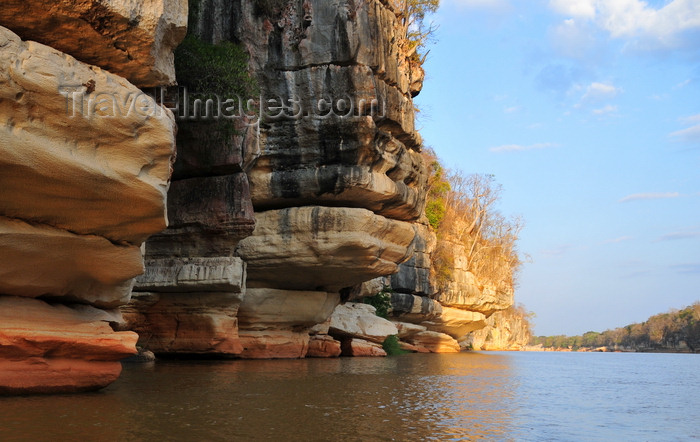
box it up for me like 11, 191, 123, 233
531, 303, 700, 352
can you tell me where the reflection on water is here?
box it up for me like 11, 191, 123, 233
1, 352, 698, 441
0, 353, 516, 441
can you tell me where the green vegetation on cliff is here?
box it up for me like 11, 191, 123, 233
382, 335, 409, 355
175, 35, 256, 100
172, 0, 259, 168
175, 0, 257, 102
532, 303, 700, 352
422, 149, 523, 293
364, 286, 393, 319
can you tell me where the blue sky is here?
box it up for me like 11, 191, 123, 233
414, 0, 700, 336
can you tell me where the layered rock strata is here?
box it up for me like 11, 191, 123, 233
466, 307, 532, 351
0, 0, 187, 87
124, 0, 515, 359
433, 242, 513, 317
0, 297, 137, 394
236, 207, 416, 291
0, 0, 181, 394
126, 0, 429, 357
237, 288, 339, 358
231, 0, 428, 355
387, 221, 512, 352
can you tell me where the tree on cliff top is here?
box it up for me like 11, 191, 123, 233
423, 149, 524, 294
396, 0, 440, 63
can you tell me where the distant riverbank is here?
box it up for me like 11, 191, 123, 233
515, 344, 698, 353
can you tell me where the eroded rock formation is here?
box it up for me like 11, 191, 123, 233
0, 297, 137, 394
124, 0, 517, 359
2, 0, 520, 387
123, 0, 431, 357
386, 223, 510, 352
433, 241, 514, 317
232, 0, 428, 355
0, 0, 187, 87
466, 307, 533, 351
0, 0, 183, 394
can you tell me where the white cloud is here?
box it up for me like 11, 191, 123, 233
581, 82, 622, 101
671, 124, 700, 142
571, 82, 622, 113
675, 79, 692, 89
489, 142, 559, 152
549, 0, 596, 19
670, 114, 700, 143
592, 104, 618, 114
550, 17, 602, 59
504, 105, 522, 113
670, 263, 700, 274
599, 0, 700, 39
549, 0, 700, 49
618, 192, 680, 202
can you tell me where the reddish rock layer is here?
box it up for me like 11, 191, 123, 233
0, 297, 137, 395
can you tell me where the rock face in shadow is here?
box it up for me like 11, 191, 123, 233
236, 288, 339, 358
390, 222, 435, 297
0, 0, 187, 87
120, 291, 245, 355
0, 1, 180, 394
233, 0, 427, 218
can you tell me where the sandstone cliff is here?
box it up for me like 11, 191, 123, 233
0, 1, 184, 393
2, 0, 521, 396
125, 0, 517, 359
386, 219, 515, 352
465, 305, 533, 351
123, 0, 434, 359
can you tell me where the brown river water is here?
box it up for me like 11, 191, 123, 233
1, 352, 698, 441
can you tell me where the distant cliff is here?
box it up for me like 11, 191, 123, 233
466, 305, 533, 351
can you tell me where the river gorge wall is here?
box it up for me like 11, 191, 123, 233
0, 0, 186, 394
1, 0, 516, 394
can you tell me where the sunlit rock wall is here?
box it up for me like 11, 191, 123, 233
466, 307, 532, 351
231, 0, 428, 356
0, 0, 187, 86
0, 0, 183, 394
124, 0, 428, 358
388, 219, 514, 351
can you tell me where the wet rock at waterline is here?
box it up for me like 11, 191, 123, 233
0, 297, 138, 394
